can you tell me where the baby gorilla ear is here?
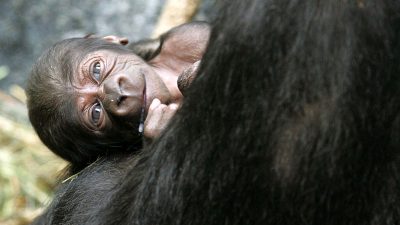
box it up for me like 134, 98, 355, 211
127, 22, 210, 62
83, 33, 129, 46
127, 38, 161, 61
102, 35, 129, 46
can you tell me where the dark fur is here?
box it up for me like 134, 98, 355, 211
30, 153, 138, 225
33, 0, 400, 224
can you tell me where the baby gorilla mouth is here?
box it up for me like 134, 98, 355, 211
138, 78, 147, 135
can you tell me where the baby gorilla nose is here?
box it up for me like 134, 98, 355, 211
101, 73, 144, 119
105, 93, 142, 118
109, 94, 127, 106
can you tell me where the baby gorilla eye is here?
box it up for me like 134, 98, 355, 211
92, 62, 101, 81
91, 103, 102, 125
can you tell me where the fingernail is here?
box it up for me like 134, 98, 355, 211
169, 103, 179, 110
150, 98, 161, 110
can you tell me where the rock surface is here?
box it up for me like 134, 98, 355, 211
0, 0, 213, 91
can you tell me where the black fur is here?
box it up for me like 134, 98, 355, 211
30, 153, 138, 225
33, 0, 400, 224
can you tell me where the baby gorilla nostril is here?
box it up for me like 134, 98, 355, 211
116, 95, 127, 105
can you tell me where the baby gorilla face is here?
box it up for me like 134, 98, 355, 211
73, 49, 171, 136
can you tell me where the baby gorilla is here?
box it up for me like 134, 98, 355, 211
26, 22, 210, 173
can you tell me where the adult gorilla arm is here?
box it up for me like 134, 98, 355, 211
94, 0, 400, 225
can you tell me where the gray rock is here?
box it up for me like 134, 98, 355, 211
0, 0, 213, 92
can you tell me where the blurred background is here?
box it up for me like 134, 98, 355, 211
0, 0, 214, 224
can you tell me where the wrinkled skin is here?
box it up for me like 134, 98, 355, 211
73, 48, 171, 138
76, 22, 209, 140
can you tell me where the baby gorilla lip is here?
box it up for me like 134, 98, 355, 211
138, 80, 146, 134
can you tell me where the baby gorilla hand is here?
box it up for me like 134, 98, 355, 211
144, 98, 179, 141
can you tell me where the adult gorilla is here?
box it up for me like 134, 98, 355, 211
33, 0, 400, 224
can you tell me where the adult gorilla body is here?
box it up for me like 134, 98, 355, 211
33, 0, 400, 224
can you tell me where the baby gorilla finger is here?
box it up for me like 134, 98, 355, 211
144, 100, 179, 140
